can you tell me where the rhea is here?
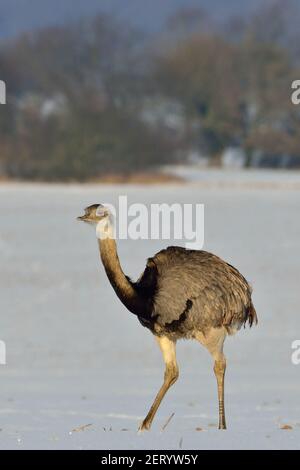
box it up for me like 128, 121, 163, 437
78, 204, 257, 430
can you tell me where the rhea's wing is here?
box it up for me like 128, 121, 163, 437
134, 258, 158, 300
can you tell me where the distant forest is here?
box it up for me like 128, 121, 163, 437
1, 0, 300, 180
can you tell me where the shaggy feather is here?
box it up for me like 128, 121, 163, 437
133, 247, 257, 339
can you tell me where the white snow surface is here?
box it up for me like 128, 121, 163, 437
0, 170, 300, 449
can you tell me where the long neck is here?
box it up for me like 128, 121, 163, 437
96, 218, 142, 315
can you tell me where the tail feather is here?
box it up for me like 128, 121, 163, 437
246, 301, 258, 327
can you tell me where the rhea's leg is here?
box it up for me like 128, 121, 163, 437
214, 354, 226, 429
196, 327, 227, 430
139, 336, 178, 431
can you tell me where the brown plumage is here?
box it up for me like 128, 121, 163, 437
78, 204, 257, 431
135, 247, 257, 339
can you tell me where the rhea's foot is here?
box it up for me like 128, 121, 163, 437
138, 419, 151, 432
218, 423, 227, 430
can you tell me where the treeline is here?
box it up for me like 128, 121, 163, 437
0, 0, 300, 180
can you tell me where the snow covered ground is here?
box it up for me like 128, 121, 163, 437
1, 170, 300, 449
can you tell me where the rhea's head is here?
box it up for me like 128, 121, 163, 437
77, 204, 109, 225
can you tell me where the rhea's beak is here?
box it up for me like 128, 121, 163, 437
77, 214, 88, 222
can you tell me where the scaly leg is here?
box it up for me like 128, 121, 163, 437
214, 356, 226, 429
139, 336, 178, 431
196, 327, 227, 430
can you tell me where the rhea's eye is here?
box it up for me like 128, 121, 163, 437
96, 206, 106, 217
